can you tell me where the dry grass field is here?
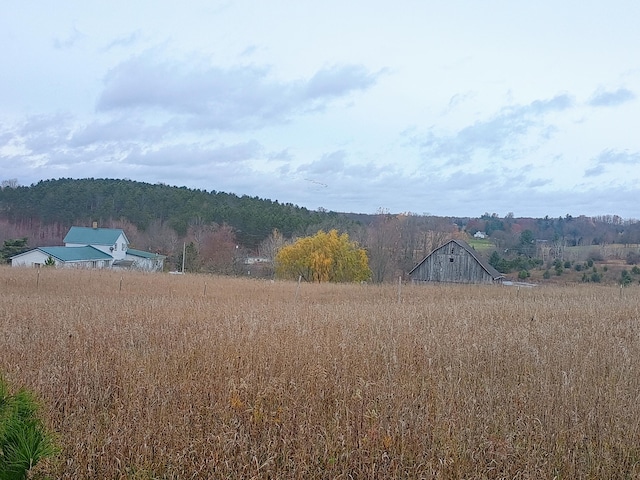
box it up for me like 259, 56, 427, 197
1, 266, 640, 479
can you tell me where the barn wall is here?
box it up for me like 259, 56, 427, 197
410, 242, 494, 284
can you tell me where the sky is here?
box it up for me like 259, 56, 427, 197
1, 1, 639, 219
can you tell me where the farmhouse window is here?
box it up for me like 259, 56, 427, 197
114, 244, 118, 251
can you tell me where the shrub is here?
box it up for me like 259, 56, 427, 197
0, 375, 58, 479
589, 250, 603, 262
564, 261, 571, 269
543, 269, 551, 279
488, 253, 541, 274
591, 272, 602, 283
574, 264, 583, 272
518, 270, 530, 280
632, 266, 640, 275
627, 251, 640, 265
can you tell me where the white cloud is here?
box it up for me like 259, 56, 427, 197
1, 1, 640, 219
418, 94, 574, 165
97, 52, 381, 131
588, 88, 635, 107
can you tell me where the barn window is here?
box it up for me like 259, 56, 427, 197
449, 257, 454, 262
451, 247, 455, 254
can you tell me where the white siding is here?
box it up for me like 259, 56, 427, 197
65, 233, 128, 260
11, 250, 53, 267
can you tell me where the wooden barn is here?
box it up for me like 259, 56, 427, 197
409, 239, 504, 284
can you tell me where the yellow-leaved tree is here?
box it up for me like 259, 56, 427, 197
275, 229, 371, 283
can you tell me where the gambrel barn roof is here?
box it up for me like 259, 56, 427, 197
409, 239, 504, 284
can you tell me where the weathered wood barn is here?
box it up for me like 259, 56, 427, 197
409, 239, 504, 284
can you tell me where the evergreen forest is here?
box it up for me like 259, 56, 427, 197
1, 177, 639, 282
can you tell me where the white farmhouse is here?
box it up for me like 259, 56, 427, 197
10, 225, 165, 271
63, 226, 129, 260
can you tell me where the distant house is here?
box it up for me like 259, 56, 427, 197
473, 231, 487, 239
10, 225, 165, 271
409, 239, 503, 284
243, 256, 270, 265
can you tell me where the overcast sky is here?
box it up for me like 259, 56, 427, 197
1, 2, 639, 219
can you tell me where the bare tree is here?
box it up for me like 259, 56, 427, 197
144, 219, 180, 255
199, 223, 238, 274
258, 228, 287, 262
365, 210, 401, 283
0, 178, 18, 189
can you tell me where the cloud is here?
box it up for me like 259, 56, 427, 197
123, 140, 262, 168
69, 117, 166, 147
240, 45, 259, 57
53, 26, 85, 50
305, 65, 378, 99
445, 92, 475, 112
102, 31, 142, 51
526, 178, 552, 188
585, 148, 640, 177
595, 148, 640, 165
97, 53, 381, 131
584, 164, 606, 177
298, 150, 347, 175
588, 88, 635, 107
267, 149, 293, 162
16, 113, 74, 155
419, 94, 574, 165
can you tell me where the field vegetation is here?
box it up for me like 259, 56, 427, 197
1, 267, 640, 478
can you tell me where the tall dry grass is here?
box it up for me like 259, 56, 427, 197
1, 266, 639, 478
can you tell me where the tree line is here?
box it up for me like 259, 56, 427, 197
0, 178, 361, 249
1, 178, 639, 281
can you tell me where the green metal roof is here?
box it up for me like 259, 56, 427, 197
39, 246, 113, 262
63, 226, 128, 246
127, 248, 165, 259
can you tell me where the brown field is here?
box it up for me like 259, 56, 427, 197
1, 267, 640, 479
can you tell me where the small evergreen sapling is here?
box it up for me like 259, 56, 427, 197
0, 375, 58, 480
